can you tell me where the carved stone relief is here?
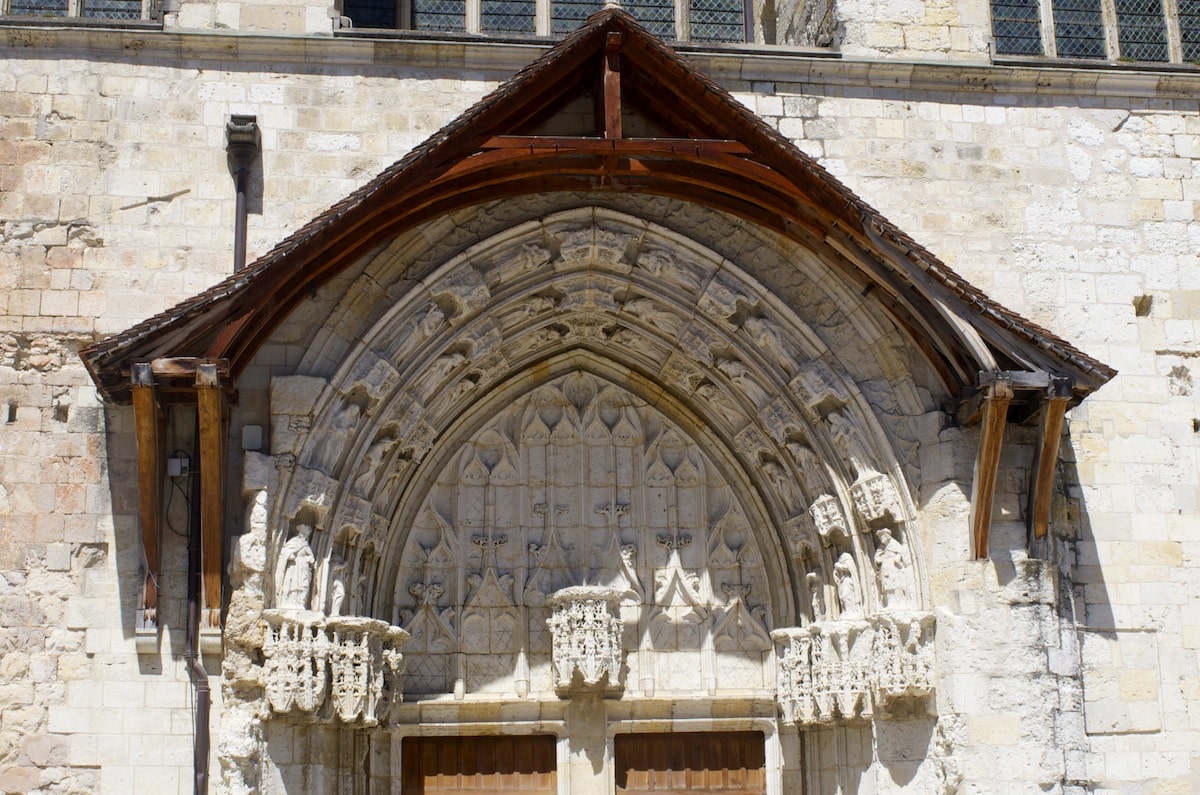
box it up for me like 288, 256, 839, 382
260, 610, 408, 727
264, 210, 931, 733
385, 372, 776, 699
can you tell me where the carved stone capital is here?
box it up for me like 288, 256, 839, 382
850, 472, 902, 524
809, 494, 848, 539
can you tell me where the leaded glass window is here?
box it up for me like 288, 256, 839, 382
81, 0, 141, 17
413, 0, 466, 30
1052, 0, 1107, 57
343, 0, 397, 28
624, 0, 675, 39
551, 0, 602, 34
690, 0, 744, 42
1177, 0, 1200, 60
993, 0, 1200, 63
8, 0, 68, 15
1115, 0, 1168, 60
481, 0, 535, 33
991, 0, 1043, 54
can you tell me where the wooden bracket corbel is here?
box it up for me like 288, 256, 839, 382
196, 362, 227, 629
1027, 376, 1073, 540
131, 363, 164, 634
969, 375, 1013, 559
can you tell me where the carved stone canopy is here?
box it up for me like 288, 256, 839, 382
546, 586, 625, 690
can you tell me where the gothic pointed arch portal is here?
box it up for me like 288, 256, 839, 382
256, 207, 936, 743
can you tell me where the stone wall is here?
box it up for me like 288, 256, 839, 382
1, 21, 1198, 795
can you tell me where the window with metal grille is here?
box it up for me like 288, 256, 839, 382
991, 0, 1200, 63
334, 0, 746, 42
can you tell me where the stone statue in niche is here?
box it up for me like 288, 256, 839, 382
874, 528, 914, 609
504, 294, 557, 326
636, 245, 703, 293
761, 459, 804, 516
277, 524, 316, 610
743, 316, 795, 373
415, 305, 445, 339
826, 410, 875, 478
352, 438, 395, 498
716, 358, 772, 407
695, 383, 747, 427
807, 571, 827, 622
833, 552, 862, 619
320, 400, 361, 473
328, 555, 348, 616
623, 297, 683, 334
492, 241, 552, 283
423, 352, 466, 392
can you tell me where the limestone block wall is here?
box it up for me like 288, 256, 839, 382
1, 26, 1198, 795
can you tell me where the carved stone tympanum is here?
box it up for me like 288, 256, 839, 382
261, 610, 409, 726
546, 586, 624, 689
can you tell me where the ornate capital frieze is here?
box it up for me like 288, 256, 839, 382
771, 611, 935, 726
260, 610, 409, 727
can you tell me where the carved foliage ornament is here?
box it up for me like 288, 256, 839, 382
260, 610, 409, 727
771, 611, 935, 725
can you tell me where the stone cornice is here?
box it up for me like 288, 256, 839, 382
3, 22, 1200, 101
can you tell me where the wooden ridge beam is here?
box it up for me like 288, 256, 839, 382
130, 363, 164, 630
970, 376, 1013, 559
196, 363, 227, 628
1028, 377, 1073, 539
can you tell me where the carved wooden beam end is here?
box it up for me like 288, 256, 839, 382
131, 363, 165, 630
196, 363, 228, 626
969, 376, 1013, 560
1028, 376, 1073, 540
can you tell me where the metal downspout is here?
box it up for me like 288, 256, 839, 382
186, 413, 210, 795
226, 115, 261, 272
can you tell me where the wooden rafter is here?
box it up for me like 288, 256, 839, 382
130, 363, 164, 628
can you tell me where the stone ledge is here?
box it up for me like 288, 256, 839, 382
2, 25, 1199, 101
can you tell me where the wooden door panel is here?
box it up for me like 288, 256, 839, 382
402, 735, 556, 795
615, 731, 766, 795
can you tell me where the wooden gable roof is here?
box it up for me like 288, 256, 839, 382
80, 8, 1114, 407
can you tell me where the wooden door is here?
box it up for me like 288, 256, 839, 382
614, 731, 766, 794
400, 735, 557, 794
